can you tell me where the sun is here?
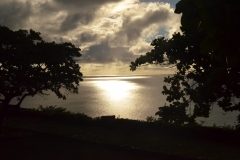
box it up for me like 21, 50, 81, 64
92, 80, 137, 101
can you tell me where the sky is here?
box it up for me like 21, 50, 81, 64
0, 0, 181, 75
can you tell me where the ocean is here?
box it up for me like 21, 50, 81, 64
18, 75, 239, 126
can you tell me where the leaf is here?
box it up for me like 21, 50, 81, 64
175, 0, 188, 14
180, 13, 192, 29
211, 51, 223, 63
198, 9, 216, 33
226, 48, 240, 65
200, 36, 218, 55
194, 0, 206, 8
0, 26, 83, 106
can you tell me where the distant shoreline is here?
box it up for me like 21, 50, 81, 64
82, 74, 173, 78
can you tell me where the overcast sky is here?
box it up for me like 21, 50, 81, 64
0, 0, 181, 75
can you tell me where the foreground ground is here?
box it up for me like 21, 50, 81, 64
0, 110, 239, 160
1, 127, 196, 160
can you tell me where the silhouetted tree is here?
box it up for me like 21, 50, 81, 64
0, 26, 83, 126
175, 0, 240, 64
130, 0, 240, 126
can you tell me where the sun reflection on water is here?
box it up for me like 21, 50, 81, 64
92, 80, 138, 101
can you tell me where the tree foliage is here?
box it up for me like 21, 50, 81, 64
130, 0, 240, 126
175, 0, 240, 64
0, 26, 83, 125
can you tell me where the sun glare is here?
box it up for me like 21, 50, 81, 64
92, 80, 137, 101
111, 0, 136, 13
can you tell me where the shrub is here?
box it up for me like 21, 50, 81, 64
36, 105, 71, 115
146, 116, 157, 122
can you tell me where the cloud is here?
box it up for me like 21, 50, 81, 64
0, 0, 181, 75
54, 0, 122, 8
129, 39, 153, 55
81, 41, 137, 63
37, 0, 122, 34
140, 0, 179, 7
60, 13, 94, 32
113, 3, 171, 44
77, 31, 98, 43
0, 1, 32, 29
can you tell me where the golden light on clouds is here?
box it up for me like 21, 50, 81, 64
111, 0, 137, 13
0, 0, 181, 75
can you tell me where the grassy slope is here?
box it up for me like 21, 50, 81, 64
1, 109, 240, 160
1, 127, 196, 160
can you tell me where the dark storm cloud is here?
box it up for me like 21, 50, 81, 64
49, 0, 122, 33
77, 31, 98, 43
54, 0, 122, 8
60, 13, 94, 32
39, 1, 59, 13
139, 0, 179, 6
116, 8, 170, 42
0, 1, 32, 29
81, 41, 137, 63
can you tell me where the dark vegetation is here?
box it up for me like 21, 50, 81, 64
0, 25, 83, 126
130, 0, 240, 126
1, 0, 240, 159
1, 106, 240, 160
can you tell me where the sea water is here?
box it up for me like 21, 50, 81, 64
18, 75, 239, 126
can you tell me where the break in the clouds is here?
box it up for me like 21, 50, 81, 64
0, 0, 181, 75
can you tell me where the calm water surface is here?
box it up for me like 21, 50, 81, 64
19, 75, 239, 126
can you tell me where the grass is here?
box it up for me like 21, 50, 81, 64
2, 127, 187, 160
1, 106, 240, 160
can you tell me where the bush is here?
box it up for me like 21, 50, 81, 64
146, 116, 157, 122
36, 105, 71, 115
31, 105, 92, 123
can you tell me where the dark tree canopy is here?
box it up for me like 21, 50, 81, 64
175, 0, 240, 64
0, 26, 83, 125
130, 0, 240, 126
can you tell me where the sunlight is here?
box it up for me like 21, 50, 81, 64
92, 80, 137, 101
111, 0, 137, 13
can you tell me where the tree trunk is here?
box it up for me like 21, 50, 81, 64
16, 93, 29, 107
